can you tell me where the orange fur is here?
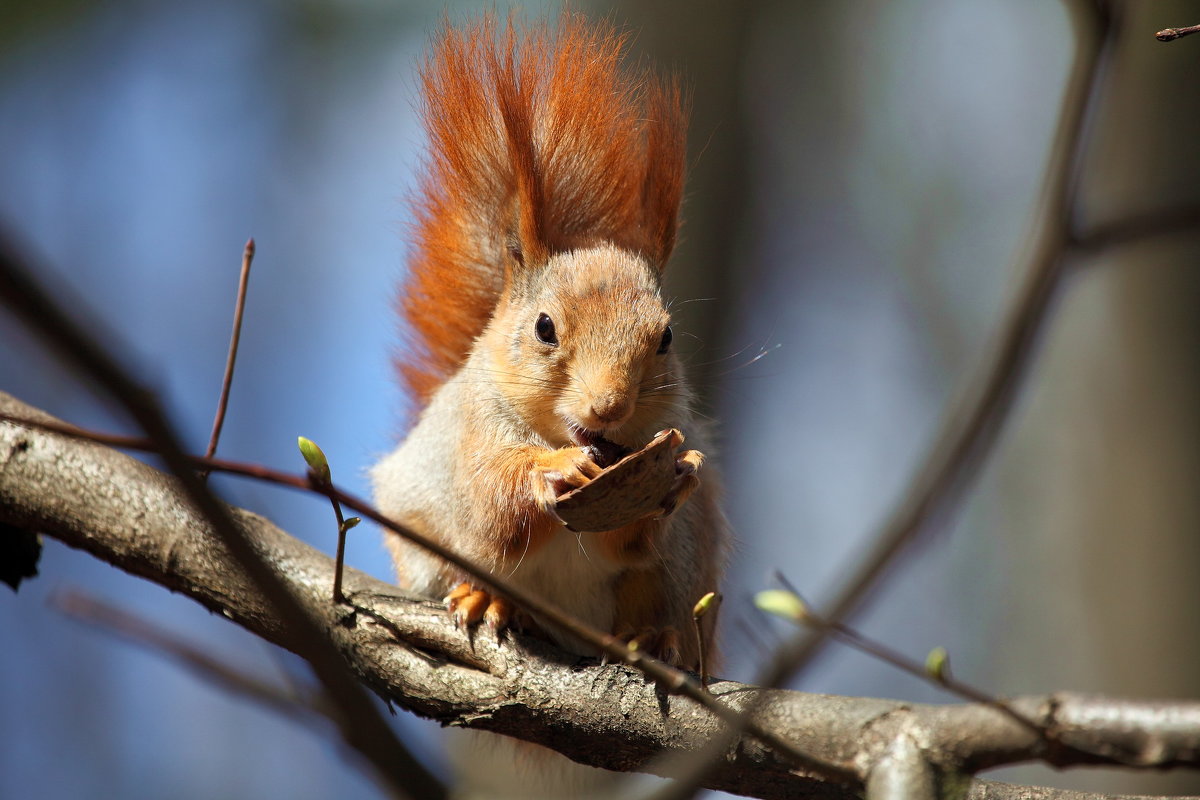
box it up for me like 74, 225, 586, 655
398, 14, 688, 405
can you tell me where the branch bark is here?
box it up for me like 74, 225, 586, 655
3, 391, 1199, 800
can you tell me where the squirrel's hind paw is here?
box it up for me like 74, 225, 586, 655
610, 625, 685, 668
444, 582, 513, 634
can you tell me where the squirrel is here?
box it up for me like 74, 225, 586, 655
371, 9, 728, 737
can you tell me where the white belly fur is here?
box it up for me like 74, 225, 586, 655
496, 525, 623, 655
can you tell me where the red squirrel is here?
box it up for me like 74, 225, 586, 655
371, 14, 729, 671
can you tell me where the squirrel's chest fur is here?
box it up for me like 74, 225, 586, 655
494, 528, 625, 645
371, 370, 635, 648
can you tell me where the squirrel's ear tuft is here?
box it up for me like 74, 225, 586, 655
494, 18, 550, 273
638, 74, 689, 272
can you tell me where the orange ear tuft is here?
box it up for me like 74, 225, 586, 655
397, 13, 688, 408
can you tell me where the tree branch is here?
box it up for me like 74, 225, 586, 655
54, 588, 332, 727
3, 391, 1198, 800
0, 228, 441, 800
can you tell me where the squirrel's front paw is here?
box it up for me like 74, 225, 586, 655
444, 582, 513, 633
657, 449, 705, 518
532, 446, 603, 510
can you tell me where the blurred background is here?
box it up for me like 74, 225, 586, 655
1, 0, 1197, 797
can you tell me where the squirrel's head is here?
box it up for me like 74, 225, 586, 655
483, 243, 688, 450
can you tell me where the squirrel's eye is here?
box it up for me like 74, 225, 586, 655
535, 313, 558, 345
657, 325, 673, 354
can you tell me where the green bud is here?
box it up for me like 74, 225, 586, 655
925, 646, 950, 681
297, 436, 331, 483
693, 591, 718, 618
754, 589, 808, 623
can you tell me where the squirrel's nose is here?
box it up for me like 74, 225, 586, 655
589, 391, 634, 427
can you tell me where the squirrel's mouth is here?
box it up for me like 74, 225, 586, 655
570, 428, 631, 469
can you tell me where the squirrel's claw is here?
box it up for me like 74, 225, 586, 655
533, 446, 603, 512
651, 449, 704, 519
675, 448, 704, 477
444, 582, 513, 635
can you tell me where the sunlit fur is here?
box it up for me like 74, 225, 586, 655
489, 244, 679, 449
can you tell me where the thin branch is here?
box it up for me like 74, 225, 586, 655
298, 436, 358, 605
768, 575, 1041, 736
821, 620, 1034, 730
1155, 23, 1200, 42
1071, 202, 1200, 254
330, 493, 351, 604
202, 237, 255, 470
55, 588, 329, 725
0, 410, 156, 450
0, 230, 443, 800
692, 591, 721, 689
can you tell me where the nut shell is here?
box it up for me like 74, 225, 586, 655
554, 429, 684, 532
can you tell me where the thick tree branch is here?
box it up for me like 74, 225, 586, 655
3, 392, 1198, 800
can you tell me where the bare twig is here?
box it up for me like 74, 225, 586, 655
1071, 202, 1200, 254
297, 436, 359, 605
202, 237, 255, 472
1155, 23, 1200, 42
691, 591, 721, 689
55, 588, 328, 724
766, 575, 1041, 737
330, 494, 351, 604
0, 230, 442, 800
0, 410, 154, 450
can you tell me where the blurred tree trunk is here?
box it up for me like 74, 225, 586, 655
987, 2, 1200, 794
